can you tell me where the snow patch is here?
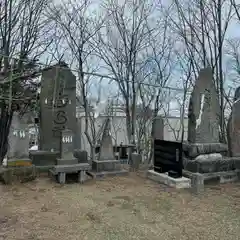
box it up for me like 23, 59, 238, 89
29, 145, 38, 151
2, 158, 7, 166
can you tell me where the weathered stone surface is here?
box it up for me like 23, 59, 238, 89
29, 150, 60, 166
92, 160, 121, 172
87, 169, 128, 179
152, 116, 164, 140
98, 118, 115, 161
39, 62, 76, 152
74, 150, 88, 163
188, 68, 220, 144
228, 96, 240, 156
183, 143, 227, 158
58, 172, 66, 184
147, 170, 191, 189
130, 153, 142, 171
52, 163, 91, 174
78, 170, 86, 183
0, 166, 37, 184
56, 159, 78, 165
184, 154, 235, 173
7, 112, 30, 160
191, 172, 204, 194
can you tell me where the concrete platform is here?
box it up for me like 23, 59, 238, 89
147, 170, 191, 189
87, 169, 128, 179
92, 159, 121, 172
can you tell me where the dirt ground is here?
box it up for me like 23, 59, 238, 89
0, 173, 240, 240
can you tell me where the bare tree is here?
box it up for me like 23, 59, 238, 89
48, 0, 105, 161
94, 0, 155, 150
135, 7, 174, 163
0, 0, 52, 161
169, 0, 234, 143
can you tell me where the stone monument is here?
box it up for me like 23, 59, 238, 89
183, 68, 239, 192
227, 87, 240, 157
31, 62, 77, 170
0, 112, 37, 184
7, 112, 32, 166
49, 129, 91, 184
183, 68, 229, 173
152, 116, 164, 140
89, 118, 128, 178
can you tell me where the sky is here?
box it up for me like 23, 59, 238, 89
40, 0, 240, 117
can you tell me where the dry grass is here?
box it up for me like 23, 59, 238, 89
0, 173, 240, 240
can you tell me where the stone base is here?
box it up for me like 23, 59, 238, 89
29, 150, 60, 167
49, 169, 88, 184
49, 163, 91, 184
0, 165, 37, 184
87, 169, 128, 179
183, 169, 240, 194
147, 170, 191, 189
56, 158, 78, 165
183, 156, 235, 173
7, 158, 32, 167
51, 163, 91, 174
183, 143, 228, 158
92, 159, 121, 172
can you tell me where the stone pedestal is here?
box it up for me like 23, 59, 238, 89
92, 159, 121, 172
50, 163, 91, 184
183, 143, 231, 173
49, 129, 91, 184
29, 150, 60, 172
129, 153, 142, 171
147, 170, 191, 189
89, 159, 128, 179
88, 118, 128, 179
0, 165, 37, 184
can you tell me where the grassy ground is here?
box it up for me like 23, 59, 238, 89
0, 173, 240, 240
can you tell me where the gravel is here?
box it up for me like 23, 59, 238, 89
0, 173, 240, 240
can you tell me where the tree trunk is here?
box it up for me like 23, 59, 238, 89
0, 103, 13, 162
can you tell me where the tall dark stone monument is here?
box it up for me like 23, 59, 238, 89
39, 62, 76, 152
31, 62, 77, 169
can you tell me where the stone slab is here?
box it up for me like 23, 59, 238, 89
29, 150, 60, 167
183, 169, 240, 188
49, 169, 88, 184
183, 157, 235, 173
51, 163, 91, 174
0, 165, 37, 184
147, 170, 191, 189
87, 169, 128, 179
92, 159, 121, 172
56, 158, 78, 165
183, 143, 228, 158
7, 158, 32, 167
36, 165, 54, 173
